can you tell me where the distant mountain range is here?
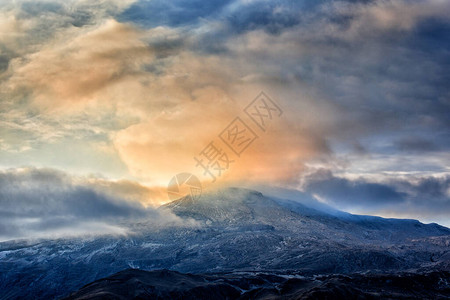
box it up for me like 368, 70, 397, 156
1, 187, 449, 299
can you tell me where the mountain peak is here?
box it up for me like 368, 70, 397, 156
164, 187, 266, 207
160, 186, 450, 238
161, 187, 286, 224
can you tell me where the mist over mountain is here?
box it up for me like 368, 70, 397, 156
1, 187, 449, 299
1, 0, 449, 298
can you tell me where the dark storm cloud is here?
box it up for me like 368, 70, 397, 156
303, 169, 406, 209
394, 136, 439, 152
302, 169, 450, 219
262, 1, 450, 157
296, 18, 450, 136
0, 168, 187, 241
394, 175, 450, 204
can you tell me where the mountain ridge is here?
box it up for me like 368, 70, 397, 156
64, 268, 450, 300
161, 187, 450, 240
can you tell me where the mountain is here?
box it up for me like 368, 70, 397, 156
64, 268, 450, 300
1, 187, 449, 299
163, 187, 450, 242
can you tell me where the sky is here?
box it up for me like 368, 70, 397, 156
0, 0, 449, 239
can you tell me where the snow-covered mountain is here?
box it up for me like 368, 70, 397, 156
163, 187, 449, 242
1, 187, 449, 299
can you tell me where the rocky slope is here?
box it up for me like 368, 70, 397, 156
64, 269, 450, 300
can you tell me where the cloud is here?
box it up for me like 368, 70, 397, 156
394, 136, 439, 152
6, 19, 152, 109
301, 169, 450, 225
302, 169, 406, 210
0, 166, 448, 241
118, 0, 233, 28
112, 85, 324, 186
0, 0, 136, 74
0, 167, 191, 241
335, 0, 450, 33
1, 4, 329, 185
0, 0, 449, 228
